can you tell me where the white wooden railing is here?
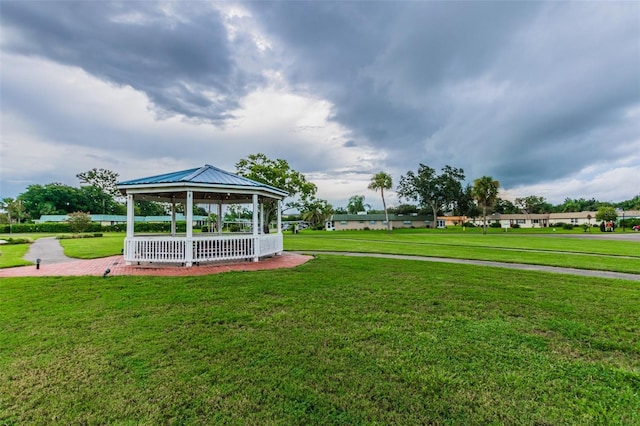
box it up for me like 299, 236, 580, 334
124, 233, 283, 266
259, 233, 283, 257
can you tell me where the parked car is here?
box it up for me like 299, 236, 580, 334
632, 225, 640, 231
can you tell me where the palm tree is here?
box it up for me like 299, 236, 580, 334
301, 199, 333, 230
472, 176, 500, 234
368, 171, 393, 232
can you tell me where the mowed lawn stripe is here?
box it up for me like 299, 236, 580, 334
285, 233, 640, 274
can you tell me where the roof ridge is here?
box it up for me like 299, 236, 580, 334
181, 165, 210, 182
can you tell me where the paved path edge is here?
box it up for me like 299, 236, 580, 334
295, 251, 640, 282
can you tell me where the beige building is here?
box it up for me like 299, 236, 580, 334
474, 210, 640, 229
326, 213, 432, 231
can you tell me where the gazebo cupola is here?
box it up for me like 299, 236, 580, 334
117, 164, 288, 267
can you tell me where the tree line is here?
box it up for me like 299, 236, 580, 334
1, 157, 638, 233
334, 164, 639, 234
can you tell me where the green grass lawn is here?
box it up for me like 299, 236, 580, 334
2, 229, 639, 273
58, 233, 126, 259
1, 255, 639, 424
285, 230, 640, 274
0, 243, 32, 268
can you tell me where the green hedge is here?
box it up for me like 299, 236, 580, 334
0, 221, 196, 234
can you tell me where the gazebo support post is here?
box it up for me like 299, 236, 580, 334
185, 191, 193, 267
171, 202, 176, 236
125, 194, 134, 265
126, 194, 134, 238
277, 200, 282, 254
252, 194, 259, 262
217, 201, 223, 235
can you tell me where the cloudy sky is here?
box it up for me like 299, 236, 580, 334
1, 1, 639, 209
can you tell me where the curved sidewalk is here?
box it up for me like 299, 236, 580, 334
299, 251, 640, 282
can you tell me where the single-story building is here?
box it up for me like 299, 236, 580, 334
326, 213, 433, 231
36, 214, 208, 227
471, 210, 640, 229
436, 215, 469, 228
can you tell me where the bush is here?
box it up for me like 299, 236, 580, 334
133, 222, 187, 233
562, 223, 574, 230
0, 237, 33, 245
490, 222, 502, 228
68, 212, 92, 233
56, 233, 104, 240
2, 222, 104, 233
103, 224, 126, 232
510, 223, 520, 229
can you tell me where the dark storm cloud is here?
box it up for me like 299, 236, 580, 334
1, 1, 261, 123
246, 1, 640, 187
247, 2, 538, 142
1, 1, 638, 202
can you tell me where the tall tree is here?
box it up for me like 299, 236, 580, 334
19, 182, 121, 218
76, 168, 120, 197
595, 206, 617, 222
301, 199, 333, 230
494, 198, 520, 214
472, 176, 500, 235
236, 153, 317, 233
0, 197, 26, 224
397, 164, 465, 226
515, 195, 550, 214
456, 184, 480, 218
346, 195, 370, 214
368, 171, 393, 232
389, 204, 419, 215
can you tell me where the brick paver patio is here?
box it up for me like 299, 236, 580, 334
0, 252, 313, 277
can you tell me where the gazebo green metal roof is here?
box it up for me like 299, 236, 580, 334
117, 164, 288, 202
118, 164, 286, 194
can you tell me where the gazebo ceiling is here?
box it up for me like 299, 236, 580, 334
117, 164, 288, 202
133, 190, 261, 204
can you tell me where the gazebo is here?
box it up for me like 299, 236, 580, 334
117, 164, 288, 267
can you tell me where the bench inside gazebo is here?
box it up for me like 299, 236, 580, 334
117, 164, 288, 267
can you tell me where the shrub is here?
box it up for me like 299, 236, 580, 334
510, 223, 520, 229
103, 224, 126, 232
68, 212, 92, 233
133, 222, 187, 233
562, 223, 574, 230
57, 233, 103, 240
490, 222, 502, 228
0, 237, 33, 245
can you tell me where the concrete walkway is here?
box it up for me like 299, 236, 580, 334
23, 237, 75, 264
298, 251, 640, 282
